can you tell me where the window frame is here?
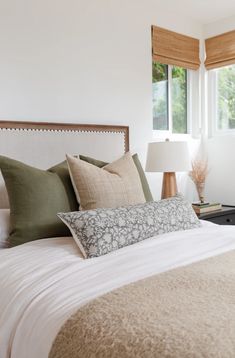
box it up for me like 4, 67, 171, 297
152, 63, 192, 139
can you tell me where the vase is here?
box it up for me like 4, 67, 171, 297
196, 182, 205, 203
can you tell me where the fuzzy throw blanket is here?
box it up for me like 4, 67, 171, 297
49, 250, 235, 358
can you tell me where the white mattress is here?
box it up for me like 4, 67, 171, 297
1, 221, 235, 358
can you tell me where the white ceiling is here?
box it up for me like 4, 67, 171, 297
160, 0, 235, 24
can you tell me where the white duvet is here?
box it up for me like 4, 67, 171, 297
1, 221, 235, 358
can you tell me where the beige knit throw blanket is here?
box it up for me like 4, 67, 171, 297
49, 250, 235, 358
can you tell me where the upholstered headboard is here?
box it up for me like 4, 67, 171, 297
0, 121, 129, 208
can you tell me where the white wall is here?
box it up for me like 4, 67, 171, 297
204, 14, 235, 38
203, 17, 235, 205
0, 0, 203, 199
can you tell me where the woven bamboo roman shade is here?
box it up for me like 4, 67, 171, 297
152, 26, 200, 70
205, 30, 235, 70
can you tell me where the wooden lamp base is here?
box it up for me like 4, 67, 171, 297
161, 172, 178, 199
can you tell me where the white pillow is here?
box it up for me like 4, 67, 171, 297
0, 209, 10, 248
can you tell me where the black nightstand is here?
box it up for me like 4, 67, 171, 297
198, 205, 235, 225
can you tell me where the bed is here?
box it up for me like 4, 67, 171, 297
1, 121, 235, 358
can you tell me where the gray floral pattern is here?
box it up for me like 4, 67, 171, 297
58, 195, 201, 259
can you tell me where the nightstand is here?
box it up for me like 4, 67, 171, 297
198, 205, 235, 225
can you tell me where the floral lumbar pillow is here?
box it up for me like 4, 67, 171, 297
58, 195, 201, 259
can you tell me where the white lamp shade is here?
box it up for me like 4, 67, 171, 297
145, 141, 191, 173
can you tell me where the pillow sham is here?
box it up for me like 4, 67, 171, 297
0, 156, 77, 247
79, 153, 153, 202
67, 152, 146, 210
58, 195, 201, 259
0, 209, 10, 248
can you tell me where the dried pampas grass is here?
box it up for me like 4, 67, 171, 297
189, 159, 209, 203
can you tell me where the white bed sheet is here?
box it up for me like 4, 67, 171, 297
1, 221, 235, 358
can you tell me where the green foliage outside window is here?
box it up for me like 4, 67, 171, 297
152, 62, 187, 134
217, 65, 235, 130
172, 66, 187, 134
152, 63, 168, 130
152, 62, 167, 82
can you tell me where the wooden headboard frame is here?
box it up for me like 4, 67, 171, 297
0, 120, 129, 152
0, 120, 129, 209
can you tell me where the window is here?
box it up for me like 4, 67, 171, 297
152, 62, 188, 134
215, 65, 235, 131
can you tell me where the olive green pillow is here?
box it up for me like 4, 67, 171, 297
0, 156, 78, 247
79, 153, 153, 202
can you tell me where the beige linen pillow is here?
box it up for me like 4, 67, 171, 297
66, 152, 146, 210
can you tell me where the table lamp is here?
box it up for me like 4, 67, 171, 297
145, 139, 191, 199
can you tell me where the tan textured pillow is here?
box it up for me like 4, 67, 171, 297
66, 152, 146, 210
